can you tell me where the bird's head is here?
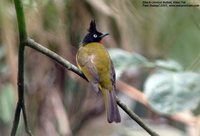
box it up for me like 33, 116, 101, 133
82, 20, 109, 44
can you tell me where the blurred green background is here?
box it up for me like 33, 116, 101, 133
1, 0, 200, 136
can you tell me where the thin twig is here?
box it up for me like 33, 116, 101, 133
25, 38, 159, 136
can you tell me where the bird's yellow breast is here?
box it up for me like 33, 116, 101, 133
76, 42, 112, 90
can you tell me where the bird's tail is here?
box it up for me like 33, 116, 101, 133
103, 88, 121, 123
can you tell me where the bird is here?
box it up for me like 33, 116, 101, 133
76, 20, 121, 123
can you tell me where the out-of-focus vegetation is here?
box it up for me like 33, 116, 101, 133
1, 0, 200, 135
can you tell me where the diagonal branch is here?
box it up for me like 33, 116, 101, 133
116, 98, 159, 136
25, 39, 85, 79
25, 39, 159, 136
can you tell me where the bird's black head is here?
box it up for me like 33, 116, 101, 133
82, 20, 109, 44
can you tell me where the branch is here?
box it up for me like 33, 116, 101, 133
25, 39, 85, 80
25, 38, 159, 136
11, 0, 32, 136
116, 99, 159, 136
14, 0, 27, 41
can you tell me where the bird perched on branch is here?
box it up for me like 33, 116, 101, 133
76, 20, 121, 123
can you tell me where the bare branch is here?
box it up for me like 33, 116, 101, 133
25, 39, 159, 136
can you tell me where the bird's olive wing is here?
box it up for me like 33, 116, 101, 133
110, 60, 116, 86
83, 59, 100, 93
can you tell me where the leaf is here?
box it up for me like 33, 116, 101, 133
144, 71, 200, 115
0, 84, 15, 124
154, 59, 183, 71
108, 48, 148, 78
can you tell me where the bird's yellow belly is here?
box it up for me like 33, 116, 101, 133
76, 43, 113, 90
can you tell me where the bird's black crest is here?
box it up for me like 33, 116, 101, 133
82, 20, 108, 44
88, 20, 97, 33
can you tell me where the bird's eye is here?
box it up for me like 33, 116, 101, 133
93, 34, 97, 38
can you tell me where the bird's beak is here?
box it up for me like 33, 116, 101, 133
100, 32, 109, 38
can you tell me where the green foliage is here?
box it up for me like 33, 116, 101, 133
154, 59, 183, 71
0, 84, 14, 124
107, 2, 200, 116
109, 48, 200, 115
144, 71, 200, 115
108, 48, 148, 78
109, 48, 183, 77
